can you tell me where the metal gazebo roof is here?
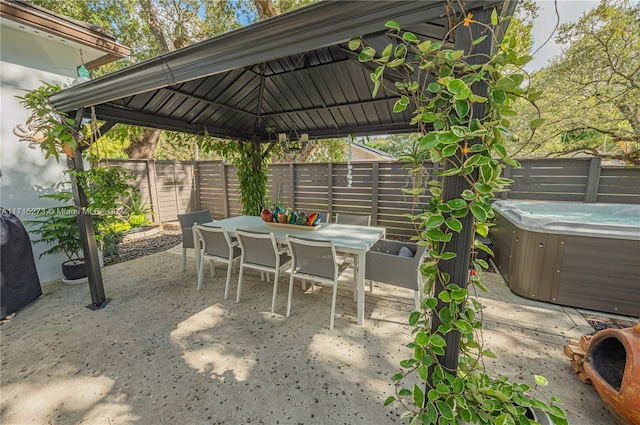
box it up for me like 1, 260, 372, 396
50, 0, 516, 142
51, 0, 517, 316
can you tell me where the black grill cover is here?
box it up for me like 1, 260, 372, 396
1, 207, 42, 319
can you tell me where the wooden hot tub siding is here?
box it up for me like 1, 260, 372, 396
492, 212, 640, 316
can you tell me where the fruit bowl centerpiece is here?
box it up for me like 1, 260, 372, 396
261, 207, 322, 230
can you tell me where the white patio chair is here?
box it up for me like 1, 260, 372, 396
334, 212, 373, 291
177, 210, 213, 271
286, 235, 350, 330
193, 224, 241, 298
364, 239, 428, 310
235, 229, 291, 313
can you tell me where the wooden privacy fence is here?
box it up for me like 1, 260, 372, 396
107, 157, 640, 240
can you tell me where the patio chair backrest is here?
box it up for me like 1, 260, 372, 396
287, 236, 337, 281
194, 225, 234, 259
236, 229, 281, 268
335, 213, 371, 227
178, 210, 213, 248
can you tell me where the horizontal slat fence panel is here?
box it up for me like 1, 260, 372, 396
376, 162, 431, 239
597, 167, 640, 204
114, 157, 639, 240
507, 158, 590, 201
104, 159, 151, 200
153, 161, 196, 222
292, 163, 330, 221
106, 160, 150, 192
225, 165, 243, 217
268, 164, 293, 209
101, 160, 155, 221
197, 161, 226, 219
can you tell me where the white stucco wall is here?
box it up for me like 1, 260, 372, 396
1, 51, 74, 283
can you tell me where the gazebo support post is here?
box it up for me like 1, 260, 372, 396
428, 6, 494, 374
67, 108, 109, 310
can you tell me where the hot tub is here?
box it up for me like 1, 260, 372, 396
491, 200, 640, 316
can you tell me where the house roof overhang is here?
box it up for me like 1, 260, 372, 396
0, 0, 130, 70
49, 0, 517, 142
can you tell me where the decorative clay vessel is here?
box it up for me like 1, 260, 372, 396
584, 320, 640, 425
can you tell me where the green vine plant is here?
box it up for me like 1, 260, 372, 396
15, 83, 138, 256
350, 4, 567, 425
199, 136, 271, 216
68, 166, 137, 254
14, 82, 86, 161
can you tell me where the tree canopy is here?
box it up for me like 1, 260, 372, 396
29, 0, 326, 161
511, 0, 639, 164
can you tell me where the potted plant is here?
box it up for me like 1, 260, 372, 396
24, 191, 87, 281
25, 165, 137, 278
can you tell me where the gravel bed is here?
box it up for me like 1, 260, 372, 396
102, 224, 182, 266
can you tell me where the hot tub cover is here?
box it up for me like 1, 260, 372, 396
491, 200, 640, 240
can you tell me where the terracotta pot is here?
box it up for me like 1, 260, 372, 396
584, 320, 640, 425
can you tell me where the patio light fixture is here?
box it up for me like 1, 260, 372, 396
266, 123, 309, 153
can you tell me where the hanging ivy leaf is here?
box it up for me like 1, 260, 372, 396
417, 40, 432, 52
403, 32, 418, 42
471, 204, 488, 222
385, 20, 400, 30
426, 228, 446, 241
348, 38, 361, 50
491, 90, 507, 105
428, 82, 441, 93
495, 77, 516, 91
436, 400, 454, 420
509, 74, 525, 86
454, 100, 470, 118
395, 44, 407, 58
472, 35, 488, 46
446, 79, 467, 95
445, 217, 463, 232
534, 375, 549, 386
437, 131, 463, 144
393, 96, 410, 112
425, 214, 445, 228
469, 94, 488, 103
529, 118, 545, 130
442, 144, 459, 157
516, 55, 533, 66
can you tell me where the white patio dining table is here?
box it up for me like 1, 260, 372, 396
195, 215, 386, 326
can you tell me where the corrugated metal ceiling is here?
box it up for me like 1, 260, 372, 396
50, 0, 513, 142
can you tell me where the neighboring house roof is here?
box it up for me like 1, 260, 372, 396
49, 0, 517, 142
350, 143, 396, 162
0, 0, 130, 70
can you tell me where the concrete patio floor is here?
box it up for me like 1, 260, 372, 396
1, 246, 620, 425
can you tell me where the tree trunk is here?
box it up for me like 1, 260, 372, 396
129, 0, 171, 159
254, 0, 280, 20
125, 127, 161, 159
138, 0, 170, 52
